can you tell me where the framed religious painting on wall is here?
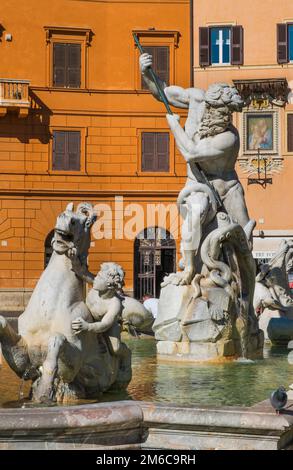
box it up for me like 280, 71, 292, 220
239, 109, 283, 178
247, 114, 273, 151
242, 110, 279, 155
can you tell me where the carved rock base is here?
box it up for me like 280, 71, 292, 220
156, 334, 264, 363
157, 340, 233, 362
154, 283, 264, 363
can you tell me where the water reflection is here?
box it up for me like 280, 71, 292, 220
0, 338, 292, 408
126, 338, 292, 407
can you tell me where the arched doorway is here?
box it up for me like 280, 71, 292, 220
44, 230, 54, 268
134, 227, 176, 300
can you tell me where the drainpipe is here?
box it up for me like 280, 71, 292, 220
190, 0, 194, 87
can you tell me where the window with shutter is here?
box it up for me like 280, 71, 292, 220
68, 131, 81, 170
142, 132, 155, 171
141, 46, 169, 89
287, 114, 293, 152
52, 130, 81, 171
52, 131, 66, 170
156, 133, 169, 171
199, 25, 244, 67
141, 132, 169, 172
67, 44, 81, 88
277, 24, 288, 64
53, 43, 67, 87
53, 43, 81, 88
155, 47, 169, 86
199, 27, 210, 67
231, 26, 243, 65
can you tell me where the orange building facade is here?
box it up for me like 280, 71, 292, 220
193, 0, 293, 271
4, 1, 293, 312
0, 0, 190, 310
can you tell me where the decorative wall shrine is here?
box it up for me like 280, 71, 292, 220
234, 78, 288, 186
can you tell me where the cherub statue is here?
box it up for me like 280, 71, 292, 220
72, 262, 125, 356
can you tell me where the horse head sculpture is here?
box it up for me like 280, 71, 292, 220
53, 202, 96, 260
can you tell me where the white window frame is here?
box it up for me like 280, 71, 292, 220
211, 27, 231, 66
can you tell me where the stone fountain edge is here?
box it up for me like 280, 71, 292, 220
0, 395, 293, 450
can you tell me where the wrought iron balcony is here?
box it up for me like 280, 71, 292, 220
233, 78, 288, 108
0, 79, 30, 117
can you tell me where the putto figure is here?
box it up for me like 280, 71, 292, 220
71, 259, 155, 337
72, 262, 126, 356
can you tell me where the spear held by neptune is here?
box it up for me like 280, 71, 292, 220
133, 33, 223, 210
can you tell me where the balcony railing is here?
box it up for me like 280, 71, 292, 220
0, 79, 30, 116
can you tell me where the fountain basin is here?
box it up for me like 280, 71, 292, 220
141, 397, 293, 450
1, 338, 293, 449
0, 398, 293, 450
0, 401, 143, 450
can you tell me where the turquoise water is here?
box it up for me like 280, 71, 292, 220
0, 338, 292, 408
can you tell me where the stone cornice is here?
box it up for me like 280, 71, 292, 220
132, 29, 181, 47
0, 189, 179, 199
44, 26, 93, 46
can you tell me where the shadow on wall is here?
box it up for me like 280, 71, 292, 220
0, 24, 4, 41
0, 91, 52, 144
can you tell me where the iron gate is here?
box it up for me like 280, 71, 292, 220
134, 227, 176, 300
